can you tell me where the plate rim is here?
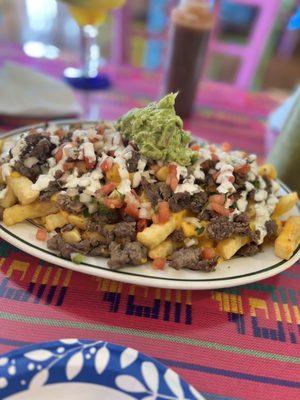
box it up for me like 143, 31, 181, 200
0, 338, 204, 400
0, 121, 299, 290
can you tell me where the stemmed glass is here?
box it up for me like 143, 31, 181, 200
60, 0, 126, 90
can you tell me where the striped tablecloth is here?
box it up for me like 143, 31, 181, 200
0, 48, 299, 400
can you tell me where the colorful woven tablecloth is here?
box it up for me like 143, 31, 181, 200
0, 47, 299, 400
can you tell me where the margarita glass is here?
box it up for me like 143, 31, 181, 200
61, 0, 126, 90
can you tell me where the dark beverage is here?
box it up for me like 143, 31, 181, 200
162, 0, 214, 118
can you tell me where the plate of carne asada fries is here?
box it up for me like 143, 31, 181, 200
0, 94, 299, 290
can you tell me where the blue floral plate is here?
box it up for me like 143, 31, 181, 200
0, 339, 204, 400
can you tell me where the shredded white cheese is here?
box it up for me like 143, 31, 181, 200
176, 176, 200, 194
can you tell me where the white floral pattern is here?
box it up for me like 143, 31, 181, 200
0, 339, 205, 400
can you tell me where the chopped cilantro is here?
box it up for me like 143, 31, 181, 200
83, 208, 90, 217
75, 194, 80, 201
71, 253, 85, 264
252, 179, 260, 189
191, 152, 199, 164
199, 203, 208, 217
195, 226, 205, 235
98, 202, 110, 215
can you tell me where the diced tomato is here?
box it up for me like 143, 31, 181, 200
104, 198, 123, 209
166, 164, 178, 191
168, 164, 177, 176
63, 162, 75, 171
169, 176, 179, 191
152, 214, 160, 224
234, 163, 250, 174
212, 171, 220, 181
36, 228, 48, 242
137, 219, 148, 232
55, 146, 64, 162
100, 159, 112, 172
85, 158, 96, 170
100, 182, 116, 195
202, 247, 216, 260
152, 258, 166, 270
221, 142, 232, 152
191, 144, 201, 151
157, 201, 170, 224
211, 153, 219, 162
210, 202, 230, 217
124, 203, 140, 219
209, 194, 225, 205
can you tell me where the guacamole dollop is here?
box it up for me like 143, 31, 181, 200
116, 93, 197, 166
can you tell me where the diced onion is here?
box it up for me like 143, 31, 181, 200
24, 157, 39, 168
88, 203, 98, 214
79, 192, 92, 203
66, 188, 79, 197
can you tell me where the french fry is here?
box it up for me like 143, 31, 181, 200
51, 194, 59, 202
67, 214, 88, 230
173, 210, 188, 228
148, 239, 176, 259
217, 257, 224, 266
271, 215, 283, 235
10, 171, 21, 178
275, 216, 300, 260
216, 236, 250, 260
273, 192, 298, 217
62, 228, 81, 244
181, 219, 207, 238
258, 163, 277, 180
44, 212, 68, 231
8, 176, 39, 205
82, 231, 107, 243
247, 202, 256, 219
198, 238, 214, 248
137, 215, 176, 249
181, 221, 196, 237
155, 166, 169, 182
0, 187, 17, 208
3, 201, 59, 226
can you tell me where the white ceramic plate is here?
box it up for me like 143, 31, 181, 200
0, 122, 299, 290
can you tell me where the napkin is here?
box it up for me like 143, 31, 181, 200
0, 62, 82, 118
